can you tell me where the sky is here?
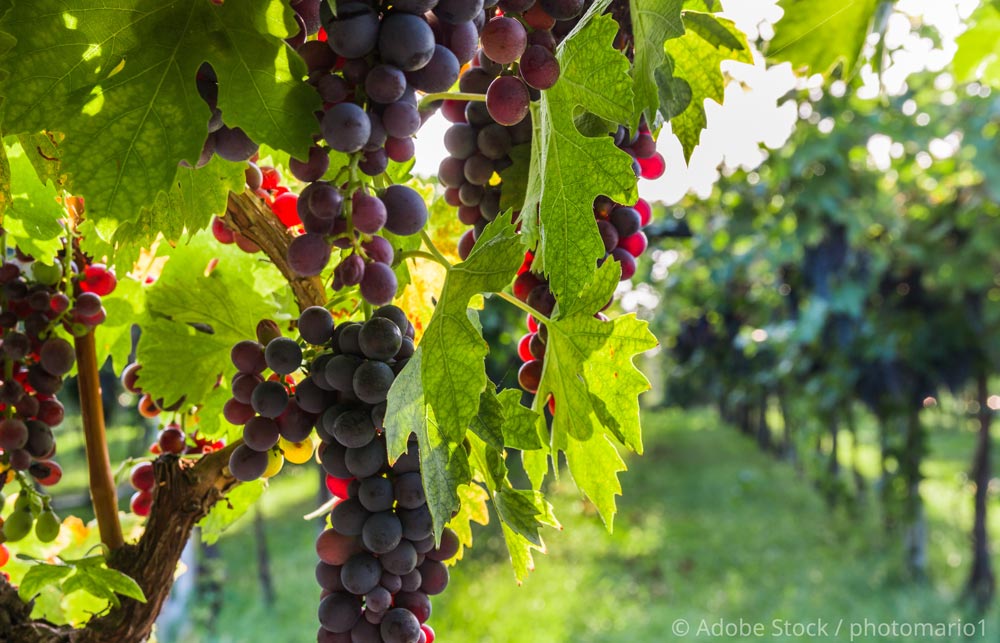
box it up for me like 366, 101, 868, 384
411, 0, 982, 206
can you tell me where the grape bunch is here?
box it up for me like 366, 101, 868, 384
438, 2, 587, 260
0, 237, 119, 544
223, 304, 453, 642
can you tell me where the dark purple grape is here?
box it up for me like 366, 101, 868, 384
331, 498, 371, 536
322, 102, 371, 153
398, 505, 433, 541
345, 438, 388, 478
333, 409, 376, 448
597, 219, 620, 253
418, 559, 449, 595
335, 254, 366, 287
317, 73, 351, 103
316, 562, 346, 592
358, 476, 394, 512
438, 156, 466, 188
380, 608, 421, 643
318, 592, 362, 634
383, 101, 421, 139
359, 317, 403, 360
366, 64, 408, 104
352, 192, 388, 234
265, 337, 303, 375
519, 44, 560, 90
433, 0, 484, 24
39, 338, 74, 376
298, 40, 337, 73
481, 16, 527, 65
341, 553, 382, 595
385, 136, 415, 162
540, 0, 584, 20
486, 76, 530, 126
215, 126, 259, 162
276, 400, 316, 442
325, 3, 378, 58
353, 360, 395, 404
611, 247, 637, 280
444, 20, 478, 64
362, 511, 403, 554
393, 472, 426, 509
477, 123, 512, 160
289, 145, 330, 182
378, 13, 436, 71
458, 67, 495, 94
288, 233, 332, 277
251, 380, 289, 418
406, 45, 460, 93
426, 527, 461, 561
299, 306, 334, 345
459, 183, 484, 207
243, 416, 281, 451
463, 154, 494, 186
444, 124, 477, 159
362, 236, 394, 265
610, 205, 641, 238
231, 340, 267, 374
359, 263, 398, 306
373, 185, 429, 238
229, 444, 269, 481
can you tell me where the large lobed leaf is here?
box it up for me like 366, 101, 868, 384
0, 0, 319, 239
522, 12, 638, 301
629, 0, 685, 126
536, 263, 658, 527
0, 137, 65, 261
766, 0, 878, 76
133, 232, 284, 423
662, 11, 752, 161
420, 211, 525, 441
953, 3, 1000, 88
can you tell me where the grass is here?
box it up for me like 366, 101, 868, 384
156, 406, 1000, 642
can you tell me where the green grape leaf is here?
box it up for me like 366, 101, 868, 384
420, 211, 524, 441
18, 563, 73, 601
385, 351, 426, 461
664, 11, 752, 161
77, 565, 147, 603
1, 138, 65, 261
199, 479, 267, 545
445, 483, 490, 563
135, 233, 283, 409
521, 448, 550, 490
99, 156, 248, 272
385, 348, 472, 541
766, 0, 878, 75
0, 137, 9, 216
522, 13, 638, 300
495, 487, 552, 547
498, 143, 531, 213
954, 3, 1000, 87
467, 432, 507, 490
62, 564, 146, 607
469, 387, 506, 450
629, 0, 685, 125
15, 132, 65, 188
415, 409, 472, 543
535, 283, 657, 526
497, 388, 544, 450
562, 431, 627, 529
0, 0, 319, 236
501, 521, 538, 583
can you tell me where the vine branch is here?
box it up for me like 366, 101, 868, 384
74, 331, 125, 551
